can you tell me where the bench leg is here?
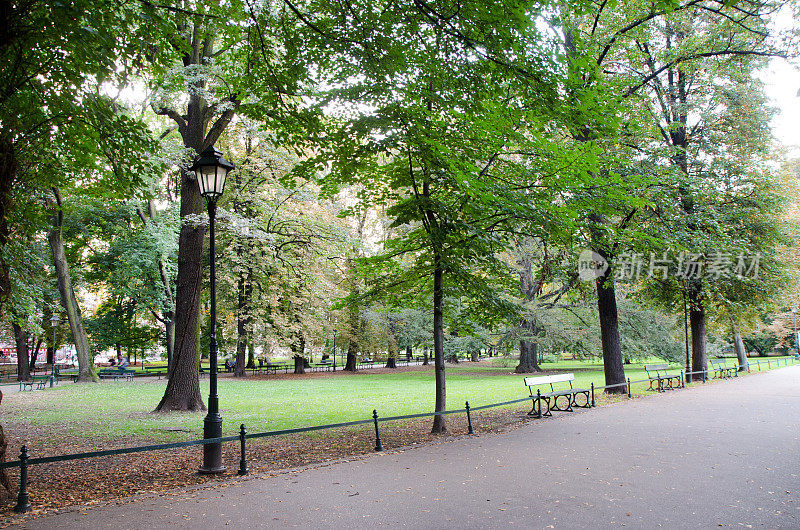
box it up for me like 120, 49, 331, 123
528, 395, 542, 418
528, 398, 539, 417
574, 391, 591, 408
541, 397, 552, 417
562, 394, 574, 412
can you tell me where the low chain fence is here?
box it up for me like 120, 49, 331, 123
2, 355, 797, 514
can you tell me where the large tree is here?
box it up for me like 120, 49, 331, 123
534, 0, 792, 390
304, 0, 557, 432
149, 2, 313, 410
628, 4, 788, 379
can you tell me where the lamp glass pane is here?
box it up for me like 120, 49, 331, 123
215, 167, 227, 196
197, 166, 217, 197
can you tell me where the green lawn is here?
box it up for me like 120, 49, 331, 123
3, 356, 795, 444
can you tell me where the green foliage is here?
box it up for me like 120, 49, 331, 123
84, 299, 161, 360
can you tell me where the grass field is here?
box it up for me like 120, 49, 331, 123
3, 356, 794, 446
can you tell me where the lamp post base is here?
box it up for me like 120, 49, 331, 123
199, 413, 225, 474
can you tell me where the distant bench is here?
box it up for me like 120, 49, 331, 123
644, 364, 682, 392
266, 362, 291, 374
19, 375, 50, 391
98, 369, 135, 381
143, 366, 168, 379
524, 373, 591, 418
709, 358, 737, 379
311, 360, 333, 372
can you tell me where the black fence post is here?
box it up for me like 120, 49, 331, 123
590, 383, 595, 407
627, 378, 631, 398
238, 424, 248, 476
14, 445, 30, 514
534, 389, 542, 419
465, 401, 474, 434
681, 370, 685, 389
373, 410, 383, 452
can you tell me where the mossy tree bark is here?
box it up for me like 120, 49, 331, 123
48, 188, 95, 382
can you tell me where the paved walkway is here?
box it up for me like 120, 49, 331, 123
19, 367, 800, 529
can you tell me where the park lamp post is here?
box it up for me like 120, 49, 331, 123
332, 329, 337, 372
191, 144, 234, 475
49, 314, 59, 365
792, 307, 799, 358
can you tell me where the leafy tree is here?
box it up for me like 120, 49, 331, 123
305, 0, 559, 432
628, 7, 789, 377
0, 0, 159, 316
143, 0, 322, 411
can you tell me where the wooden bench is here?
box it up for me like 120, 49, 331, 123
644, 364, 682, 392
19, 376, 48, 391
263, 362, 290, 374
524, 373, 591, 418
97, 369, 135, 381
709, 358, 737, 379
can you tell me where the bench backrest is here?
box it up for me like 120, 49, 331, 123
644, 364, 671, 375
709, 358, 729, 366
524, 373, 575, 394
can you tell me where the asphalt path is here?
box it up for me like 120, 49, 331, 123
18, 366, 800, 529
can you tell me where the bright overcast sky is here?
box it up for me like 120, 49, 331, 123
761, 57, 800, 154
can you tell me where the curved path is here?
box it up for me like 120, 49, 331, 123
19, 366, 800, 528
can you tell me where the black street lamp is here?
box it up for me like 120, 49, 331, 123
332, 329, 337, 372
49, 314, 59, 365
191, 144, 234, 475
792, 307, 799, 358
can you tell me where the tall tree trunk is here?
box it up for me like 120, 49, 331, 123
689, 285, 707, 380
155, 25, 238, 410
156, 76, 208, 409
730, 315, 748, 372
29, 338, 42, 371
293, 355, 306, 374
515, 249, 543, 373
344, 340, 357, 371
516, 333, 541, 373
48, 187, 94, 382
246, 343, 255, 369
668, 52, 708, 380
596, 266, 626, 393
431, 252, 446, 433
385, 331, 398, 369
156, 190, 206, 409
12, 323, 30, 381
234, 266, 248, 377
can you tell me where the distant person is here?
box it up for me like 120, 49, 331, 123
118, 356, 130, 370
109, 357, 117, 366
